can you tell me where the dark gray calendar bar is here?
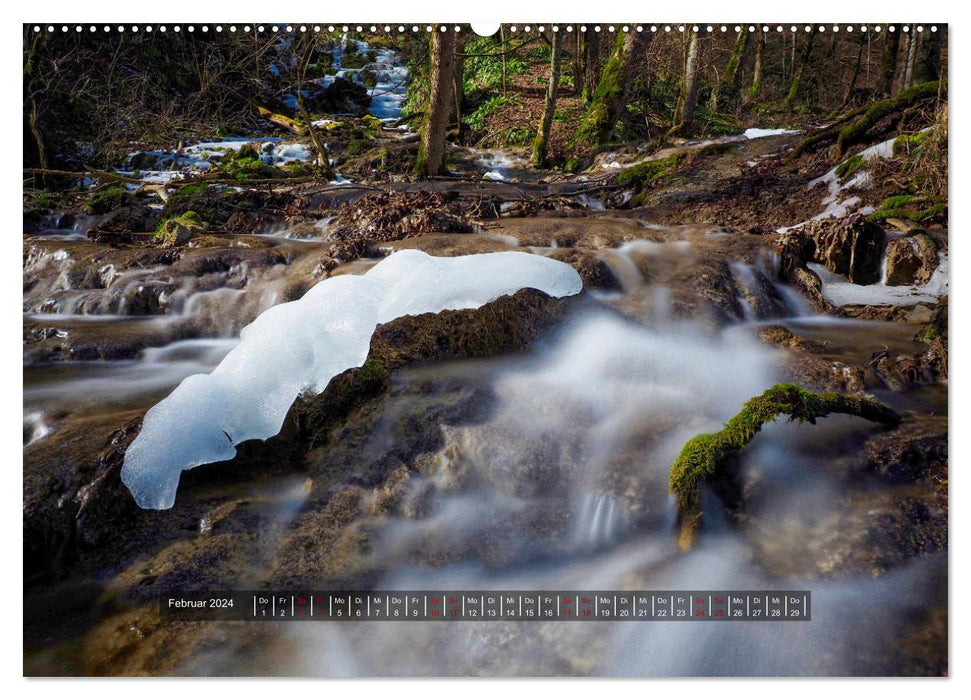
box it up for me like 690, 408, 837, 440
161, 591, 811, 622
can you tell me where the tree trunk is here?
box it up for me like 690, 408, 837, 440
744, 30, 765, 106
500, 27, 508, 96
672, 30, 701, 136
578, 31, 640, 144
903, 31, 919, 89
877, 30, 901, 97
716, 30, 749, 109
532, 30, 562, 166
784, 27, 817, 109
416, 27, 456, 177
572, 31, 584, 96
583, 29, 600, 100
914, 29, 943, 83
452, 34, 467, 136
841, 33, 866, 106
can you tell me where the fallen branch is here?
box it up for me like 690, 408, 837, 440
24, 166, 144, 185
257, 106, 304, 135
668, 383, 901, 551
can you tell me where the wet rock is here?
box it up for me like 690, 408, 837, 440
803, 216, 885, 284
915, 297, 947, 380
294, 287, 574, 448
546, 249, 621, 291
861, 421, 948, 490
884, 234, 939, 286
758, 325, 828, 353
155, 212, 205, 248
308, 77, 371, 115
868, 350, 925, 390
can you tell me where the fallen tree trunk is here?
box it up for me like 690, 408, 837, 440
668, 383, 901, 550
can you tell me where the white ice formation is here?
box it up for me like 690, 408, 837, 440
122, 250, 583, 509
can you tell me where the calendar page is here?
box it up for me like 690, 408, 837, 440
22, 15, 948, 678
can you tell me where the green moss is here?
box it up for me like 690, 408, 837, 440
576, 34, 628, 145
153, 210, 205, 245
836, 81, 942, 154
893, 130, 931, 156
615, 153, 686, 188
669, 383, 900, 549
347, 139, 372, 156
835, 153, 866, 184
30, 191, 65, 211
85, 185, 133, 215
865, 194, 947, 224
361, 114, 384, 134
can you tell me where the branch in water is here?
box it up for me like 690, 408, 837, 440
668, 383, 901, 550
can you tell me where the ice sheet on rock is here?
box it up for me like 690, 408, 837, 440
364, 249, 583, 323
808, 252, 948, 307
122, 250, 583, 509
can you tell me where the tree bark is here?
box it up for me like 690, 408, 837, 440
744, 30, 765, 106
583, 29, 600, 100
500, 26, 508, 96
416, 27, 456, 177
716, 30, 749, 109
784, 27, 817, 109
903, 30, 919, 89
572, 31, 583, 96
914, 29, 943, 83
578, 31, 640, 144
877, 30, 901, 97
672, 30, 701, 136
841, 33, 866, 106
532, 30, 562, 166
452, 34, 468, 137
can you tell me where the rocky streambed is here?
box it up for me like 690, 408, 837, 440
23, 125, 948, 676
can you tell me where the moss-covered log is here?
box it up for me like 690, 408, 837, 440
791, 81, 943, 158
668, 383, 901, 550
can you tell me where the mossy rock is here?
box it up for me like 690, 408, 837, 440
615, 153, 686, 188
86, 186, 133, 215
29, 191, 66, 212
153, 211, 205, 247
347, 139, 372, 156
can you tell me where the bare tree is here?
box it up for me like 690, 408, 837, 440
672, 29, 701, 135
715, 29, 749, 109
841, 32, 867, 106
744, 29, 765, 106
532, 29, 562, 166
416, 27, 456, 177
877, 30, 901, 97
902, 30, 919, 89
784, 27, 818, 109
583, 29, 600, 100
914, 28, 943, 83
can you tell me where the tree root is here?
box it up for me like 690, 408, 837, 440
668, 383, 901, 550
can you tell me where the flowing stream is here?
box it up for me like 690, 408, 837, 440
23, 212, 946, 675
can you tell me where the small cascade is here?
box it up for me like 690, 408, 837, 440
23, 412, 51, 446
572, 492, 630, 550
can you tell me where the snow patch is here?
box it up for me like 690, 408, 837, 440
809, 252, 948, 307
743, 128, 801, 139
